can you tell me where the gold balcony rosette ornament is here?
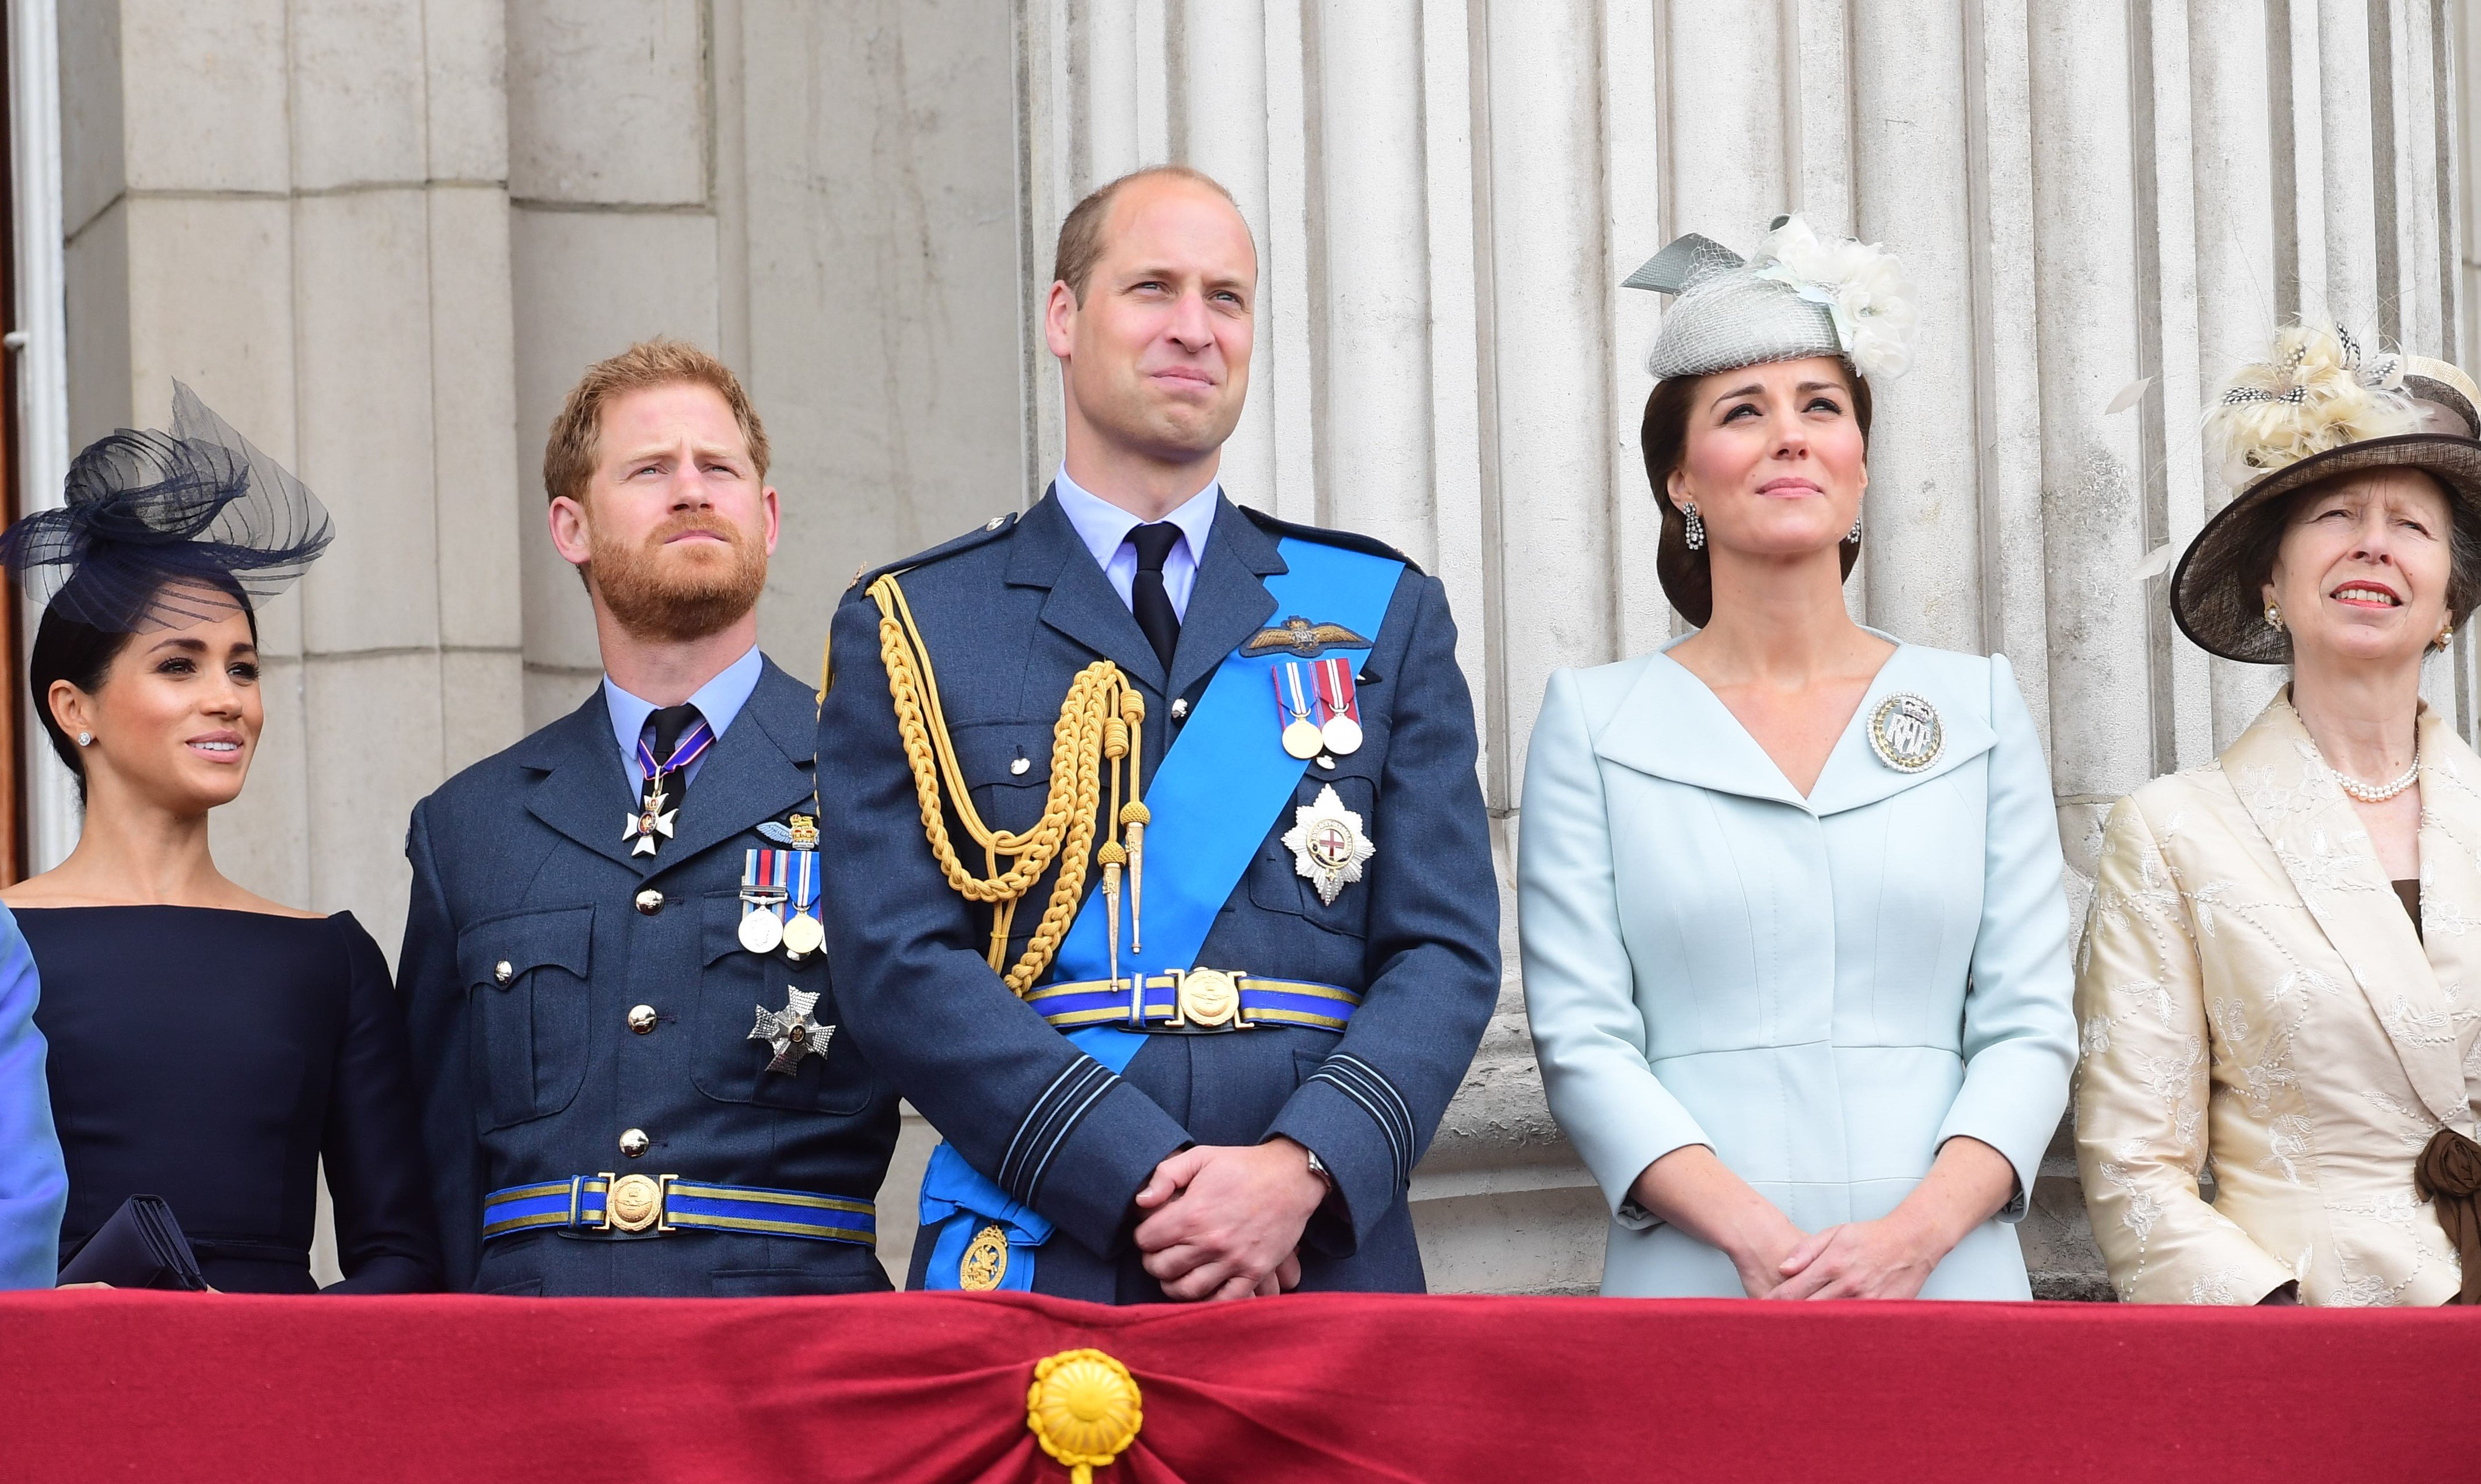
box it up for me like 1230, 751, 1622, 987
1026, 1349, 1142, 1483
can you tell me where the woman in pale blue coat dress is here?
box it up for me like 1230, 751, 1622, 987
1520, 218, 2077, 1299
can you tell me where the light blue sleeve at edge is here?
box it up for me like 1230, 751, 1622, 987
0, 904, 66, 1287
1518, 667, 1712, 1228
1933, 652, 2080, 1222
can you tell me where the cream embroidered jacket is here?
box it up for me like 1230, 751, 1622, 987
2074, 691, 2481, 1306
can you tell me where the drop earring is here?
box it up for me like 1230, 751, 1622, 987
1846, 512, 1863, 544
1682, 502, 1705, 551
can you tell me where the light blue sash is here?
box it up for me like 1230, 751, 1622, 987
920, 537, 1405, 1290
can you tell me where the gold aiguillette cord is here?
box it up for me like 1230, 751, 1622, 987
870, 572, 1152, 995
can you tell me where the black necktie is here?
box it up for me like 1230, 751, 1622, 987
1127, 522, 1182, 672
644, 702, 704, 813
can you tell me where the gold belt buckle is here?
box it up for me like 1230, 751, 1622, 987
1164, 967, 1250, 1030
603, 1172, 678, 1234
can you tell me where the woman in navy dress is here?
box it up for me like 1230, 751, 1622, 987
1, 386, 438, 1293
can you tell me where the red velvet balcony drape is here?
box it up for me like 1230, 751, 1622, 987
3, 1289, 2468, 1482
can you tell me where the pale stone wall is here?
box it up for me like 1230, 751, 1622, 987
57, 0, 525, 956
36, 1, 2481, 1297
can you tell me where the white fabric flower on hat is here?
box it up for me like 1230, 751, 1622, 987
1751, 214, 1918, 381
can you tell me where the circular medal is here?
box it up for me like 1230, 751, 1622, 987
1320, 715, 1363, 756
739, 908, 785, 954
1282, 718, 1324, 760
782, 912, 826, 958
1868, 692, 1944, 773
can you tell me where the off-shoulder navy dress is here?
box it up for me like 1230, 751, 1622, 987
24, 907, 440, 1293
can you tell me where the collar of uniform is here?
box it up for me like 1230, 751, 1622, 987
1051, 463, 1220, 580
515, 654, 816, 874
1002, 488, 1287, 695
601, 643, 764, 768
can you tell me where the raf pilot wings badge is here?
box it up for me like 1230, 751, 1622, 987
1244, 614, 1374, 659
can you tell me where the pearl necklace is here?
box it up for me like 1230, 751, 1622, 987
2331, 740, 2421, 804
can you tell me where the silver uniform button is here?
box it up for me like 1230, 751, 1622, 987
619, 1128, 650, 1158
628, 1005, 658, 1034
492, 960, 513, 985
635, 888, 664, 915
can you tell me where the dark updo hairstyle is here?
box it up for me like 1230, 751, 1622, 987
29, 572, 260, 803
1640, 358, 1875, 628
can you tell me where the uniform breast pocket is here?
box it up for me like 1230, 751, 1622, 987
457, 905, 594, 1130
951, 720, 1056, 836
1245, 766, 1379, 941
690, 890, 871, 1115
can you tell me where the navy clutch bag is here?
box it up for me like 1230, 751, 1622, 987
57, 1194, 209, 1290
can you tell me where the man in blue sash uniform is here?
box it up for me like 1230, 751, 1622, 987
401, 342, 898, 1295
815, 167, 1497, 1301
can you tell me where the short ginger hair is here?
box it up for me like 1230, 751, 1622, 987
1051, 164, 1246, 305
543, 338, 771, 506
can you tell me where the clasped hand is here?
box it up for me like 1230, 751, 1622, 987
1758, 1214, 1941, 1300
1131, 1138, 1326, 1301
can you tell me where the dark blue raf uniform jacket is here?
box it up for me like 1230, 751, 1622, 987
400, 658, 900, 1296
815, 491, 1499, 1301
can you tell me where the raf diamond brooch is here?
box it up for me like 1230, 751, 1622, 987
750, 985, 834, 1075
1283, 783, 1376, 906
1867, 692, 1944, 774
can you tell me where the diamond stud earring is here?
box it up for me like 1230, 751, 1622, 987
75, 732, 92, 747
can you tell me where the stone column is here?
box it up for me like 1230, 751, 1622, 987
57, 0, 524, 952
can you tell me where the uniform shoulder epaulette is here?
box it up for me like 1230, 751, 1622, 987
840, 510, 1024, 603
1238, 505, 1425, 575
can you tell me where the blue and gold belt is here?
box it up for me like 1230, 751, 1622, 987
1024, 967, 1360, 1034
481, 1174, 875, 1246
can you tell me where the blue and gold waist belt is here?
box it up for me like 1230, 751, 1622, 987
1024, 967, 1360, 1034
481, 1174, 874, 1246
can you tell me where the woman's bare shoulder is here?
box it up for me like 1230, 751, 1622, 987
218, 887, 325, 920
0, 873, 323, 919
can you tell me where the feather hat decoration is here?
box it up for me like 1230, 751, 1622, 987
1625, 214, 1917, 383
2201, 323, 2421, 491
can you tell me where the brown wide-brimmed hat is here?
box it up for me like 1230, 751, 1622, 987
2169, 326, 2481, 664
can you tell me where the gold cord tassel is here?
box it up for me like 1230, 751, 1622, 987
1118, 691, 1149, 953
1097, 842, 1126, 992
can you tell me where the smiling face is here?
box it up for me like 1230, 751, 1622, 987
547, 381, 779, 642
2263, 467, 2458, 668
50, 592, 263, 816
1046, 174, 1257, 468
1666, 356, 1869, 558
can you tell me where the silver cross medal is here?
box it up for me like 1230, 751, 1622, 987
750, 986, 833, 1074
623, 781, 678, 857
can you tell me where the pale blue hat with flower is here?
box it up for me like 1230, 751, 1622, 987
1625, 213, 1917, 383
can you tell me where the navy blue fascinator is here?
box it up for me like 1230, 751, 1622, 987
0, 382, 333, 632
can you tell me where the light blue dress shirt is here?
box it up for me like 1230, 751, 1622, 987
1517, 635, 2078, 1298
1052, 466, 1219, 620
603, 643, 765, 792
